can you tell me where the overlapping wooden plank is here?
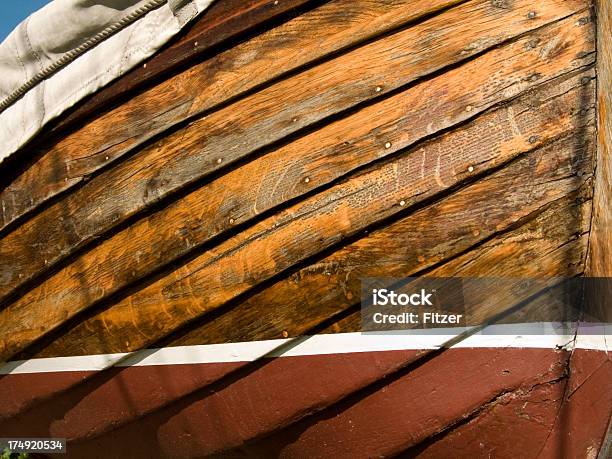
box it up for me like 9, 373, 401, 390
0, 7, 595, 313
0, 0, 592, 306
0, 0, 467, 233
0, 31, 596, 357
7, 126, 593, 442
52, 0, 315, 132
169, 126, 596, 347
12, 62, 596, 364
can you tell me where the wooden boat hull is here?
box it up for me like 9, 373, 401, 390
0, 0, 610, 456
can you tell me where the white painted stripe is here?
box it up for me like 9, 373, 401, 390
1, 322, 608, 375
0, 352, 128, 375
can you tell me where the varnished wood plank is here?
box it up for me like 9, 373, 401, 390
16, 64, 596, 363
0, 6, 595, 309
0, 0, 467, 234
171, 130, 596, 346
0, 34, 595, 359
52, 0, 314, 132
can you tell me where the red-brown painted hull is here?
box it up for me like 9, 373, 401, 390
1, 344, 609, 458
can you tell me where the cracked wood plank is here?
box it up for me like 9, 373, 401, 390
403, 378, 570, 458
0, 0, 593, 304
538, 347, 612, 458
410, 348, 612, 458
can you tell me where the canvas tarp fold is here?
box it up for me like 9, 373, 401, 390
0, 0, 214, 165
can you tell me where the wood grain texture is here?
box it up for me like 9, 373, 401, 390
0, 4, 595, 310
582, 0, 611, 326
587, 0, 611, 277
22, 66, 596, 361
51, 0, 314, 132
0, 0, 466, 234
171, 130, 595, 347
0, 16, 596, 365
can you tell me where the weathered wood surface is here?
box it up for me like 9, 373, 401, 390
0, 8, 595, 354
8, 129, 593, 443
0, 0, 466, 234
10, 59, 594, 362
584, 0, 612, 326
52, 0, 315, 132
173, 132, 595, 347
588, 0, 612, 277
0, 0, 592, 306
2, 60, 595, 366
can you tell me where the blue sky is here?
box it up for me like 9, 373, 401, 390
0, 1, 51, 42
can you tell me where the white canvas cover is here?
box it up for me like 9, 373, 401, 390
0, 0, 214, 165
